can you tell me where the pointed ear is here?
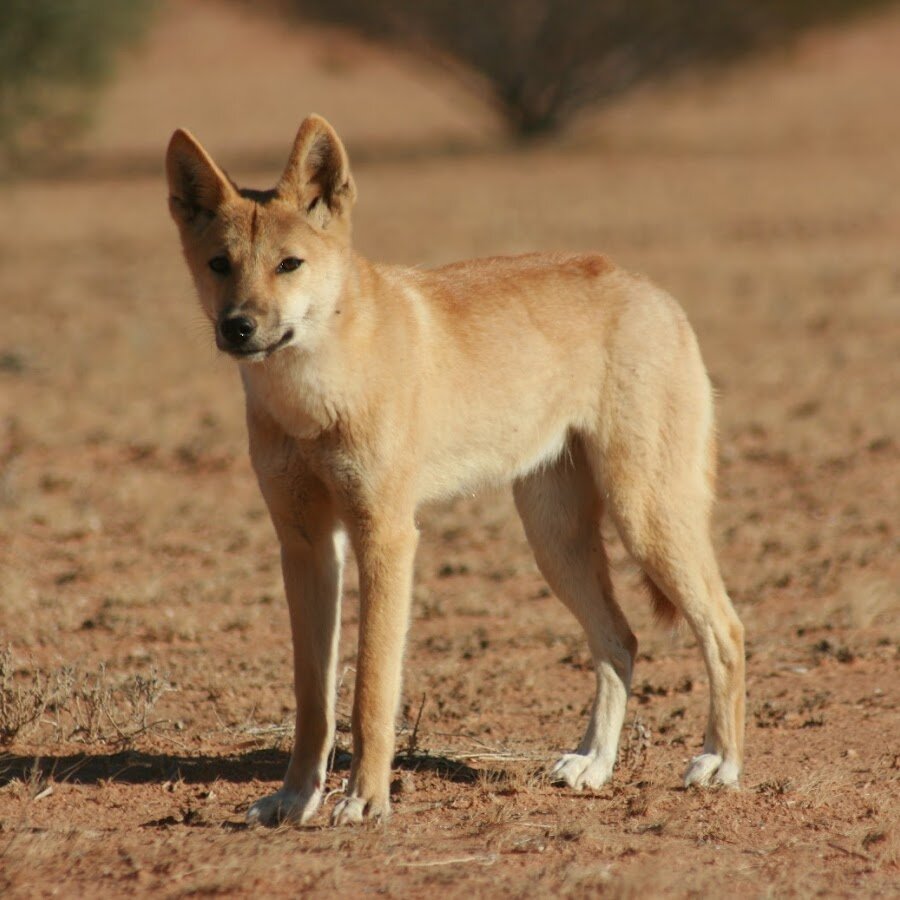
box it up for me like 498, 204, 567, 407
277, 115, 356, 226
166, 129, 236, 225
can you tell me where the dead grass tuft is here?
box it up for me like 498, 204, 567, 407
0, 647, 171, 749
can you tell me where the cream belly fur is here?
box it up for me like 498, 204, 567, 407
166, 115, 745, 827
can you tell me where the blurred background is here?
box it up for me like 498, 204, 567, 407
0, 1, 898, 893
1, 0, 898, 169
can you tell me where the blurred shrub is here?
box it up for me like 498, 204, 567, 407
270, 0, 896, 138
0, 0, 157, 171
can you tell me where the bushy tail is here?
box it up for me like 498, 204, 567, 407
643, 573, 680, 627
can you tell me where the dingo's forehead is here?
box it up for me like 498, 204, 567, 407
215, 195, 322, 260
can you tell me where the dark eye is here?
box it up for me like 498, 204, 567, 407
276, 257, 304, 274
208, 256, 230, 275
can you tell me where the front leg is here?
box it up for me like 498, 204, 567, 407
332, 518, 418, 825
247, 505, 345, 826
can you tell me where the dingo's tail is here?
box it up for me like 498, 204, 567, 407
643, 573, 680, 627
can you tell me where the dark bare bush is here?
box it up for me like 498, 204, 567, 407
268, 0, 896, 138
0, 0, 157, 171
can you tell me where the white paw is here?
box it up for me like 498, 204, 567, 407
683, 753, 740, 789
549, 752, 615, 791
330, 794, 389, 826
246, 784, 322, 826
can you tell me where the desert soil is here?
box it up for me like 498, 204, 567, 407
1, 1, 898, 896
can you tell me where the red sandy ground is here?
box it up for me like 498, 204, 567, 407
0, 1, 897, 896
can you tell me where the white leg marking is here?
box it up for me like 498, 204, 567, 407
550, 750, 615, 791
330, 793, 389, 826
246, 781, 323, 826
683, 753, 740, 788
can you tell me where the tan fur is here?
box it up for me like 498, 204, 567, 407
166, 116, 745, 827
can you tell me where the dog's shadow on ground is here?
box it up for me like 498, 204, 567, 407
0, 748, 483, 787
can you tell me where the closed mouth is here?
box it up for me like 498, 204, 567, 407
228, 328, 295, 360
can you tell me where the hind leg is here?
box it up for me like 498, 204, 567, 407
648, 550, 743, 787
676, 565, 745, 787
594, 442, 745, 788
642, 543, 744, 787
514, 439, 637, 790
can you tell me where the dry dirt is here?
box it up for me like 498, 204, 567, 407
1, 1, 898, 896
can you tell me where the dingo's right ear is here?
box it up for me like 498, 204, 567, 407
166, 129, 236, 226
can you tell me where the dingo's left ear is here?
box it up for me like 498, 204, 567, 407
277, 115, 356, 227
166, 129, 236, 226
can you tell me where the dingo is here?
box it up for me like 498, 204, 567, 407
166, 115, 745, 826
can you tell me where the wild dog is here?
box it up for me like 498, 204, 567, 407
166, 115, 745, 826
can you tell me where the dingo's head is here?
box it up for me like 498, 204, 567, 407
166, 115, 356, 362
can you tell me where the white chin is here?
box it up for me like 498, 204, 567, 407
237, 351, 268, 364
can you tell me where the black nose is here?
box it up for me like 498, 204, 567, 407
220, 314, 257, 347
